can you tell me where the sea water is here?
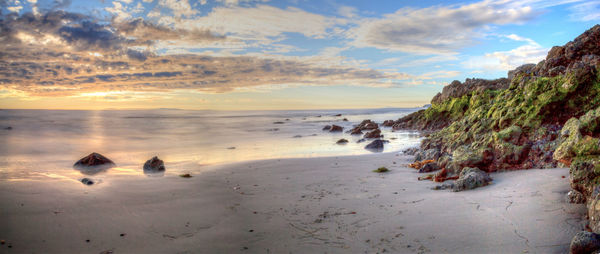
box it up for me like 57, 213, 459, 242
0, 108, 422, 179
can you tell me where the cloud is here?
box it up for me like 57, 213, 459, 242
462, 34, 548, 71
170, 5, 345, 42
349, 0, 538, 54
568, 1, 600, 21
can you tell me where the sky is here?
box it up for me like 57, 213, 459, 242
0, 0, 598, 110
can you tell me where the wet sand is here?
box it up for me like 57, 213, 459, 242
0, 153, 586, 253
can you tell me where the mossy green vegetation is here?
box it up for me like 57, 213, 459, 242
373, 167, 389, 173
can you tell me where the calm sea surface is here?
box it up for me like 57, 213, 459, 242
0, 108, 422, 180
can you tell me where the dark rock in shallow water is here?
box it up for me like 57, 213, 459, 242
357, 138, 366, 143
382, 120, 395, 127
365, 139, 388, 151
570, 231, 600, 254
350, 128, 363, 135
323, 125, 331, 131
329, 125, 343, 132
81, 178, 94, 185
452, 167, 492, 192
342, 118, 348, 121
73, 153, 115, 175
4, 126, 12, 130
334, 114, 342, 116
144, 156, 165, 173
364, 129, 382, 139
336, 139, 348, 144
273, 121, 284, 124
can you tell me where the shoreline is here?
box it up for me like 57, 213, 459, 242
0, 152, 586, 253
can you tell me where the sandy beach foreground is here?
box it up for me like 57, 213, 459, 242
0, 153, 586, 253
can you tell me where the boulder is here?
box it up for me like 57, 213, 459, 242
323, 125, 331, 131
329, 125, 343, 132
567, 190, 586, 204
365, 139, 387, 150
364, 129, 382, 139
452, 167, 492, 192
430, 78, 509, 105
144, 156, 165, 172
355, 120, 379, 130
74, 152, 115, 169
336, 139, 348, 144
570, 231, 600, 254
418, 162, 440, 173
415, 148, 441, 162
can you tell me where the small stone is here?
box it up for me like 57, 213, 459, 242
120, 233, 125, 237
144, 156, 165, 172
86, 239, 90, 243
81, 178, 94, 185
179, 173, 192, 178
329, 125, 344, 132
249, 230, 254, 232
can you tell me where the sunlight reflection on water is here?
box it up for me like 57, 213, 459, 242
0, 108, 423, 180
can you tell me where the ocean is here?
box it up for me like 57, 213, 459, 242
0, 108, 422, 180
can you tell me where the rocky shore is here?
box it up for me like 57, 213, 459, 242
388, 25, 600, 252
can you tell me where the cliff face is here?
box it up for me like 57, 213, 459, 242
396, 25, 600, 232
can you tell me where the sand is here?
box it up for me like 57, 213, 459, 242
0, 153, 587, 253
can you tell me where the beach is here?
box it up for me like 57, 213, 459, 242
0, 152, 586, 253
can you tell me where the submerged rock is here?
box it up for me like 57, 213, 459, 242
364, 129, 382, 139
143, 156, 165, 173
4, 126, 12, 130
336, 139, 348, 144
329, 125, 343, 132
350, 128, 363, 135
382, 120, 395, 127
81, 178, 94, 185
323, 125, 331, 131
452, 167, 492, 192
365, 139, 387, 151
570, 231, 600, 254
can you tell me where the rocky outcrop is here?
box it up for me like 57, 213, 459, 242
431, 78, 510, 105
144, 156, 165, 173
397, 25, 600, 243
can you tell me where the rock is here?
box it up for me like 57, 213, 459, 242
403, 147, 420, 155
81, 178, 94, 185
179, 173, 192, 178
567, 190, 586, 204
355, 120, 378, 130
570, 231, 600, 254
418, 162, 440, 173
431, 183, 454, 190
336, 139, 348, 144
415, 148, 441, 162
273, 121, 284, 124
350, 128, 363, 135
364, 129, 382, 139
357, 138, 366, 143
323, 125, 332, 131
382, 120, 395, 127
507, 63, 536, 81
452, 167, 492, 192
334, 114, 342, 116
227, 146, 236, 149
73, 153, 115, 174
430, 78, 509, 105
4, 126, 12, 130
143, 156, 165, 172
292, 135, 302, 138
329, 125, 343, 132
342, 118, 348, 121
365, 139, 387, 150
